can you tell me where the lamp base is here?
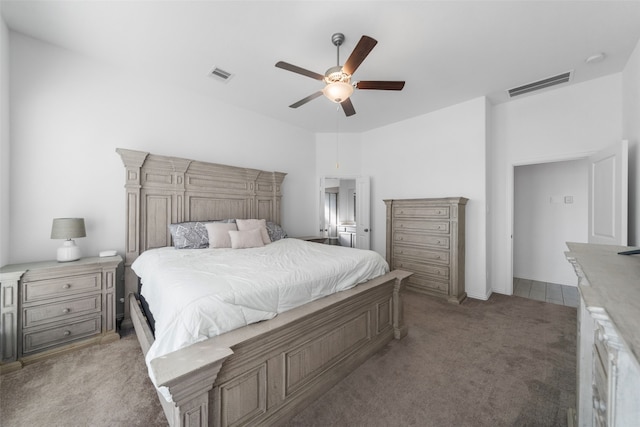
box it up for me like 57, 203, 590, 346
57, 239, 81, 262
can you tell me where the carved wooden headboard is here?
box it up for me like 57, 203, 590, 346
117, 148, 286, 325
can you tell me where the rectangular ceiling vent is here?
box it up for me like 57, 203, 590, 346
507, 71, 573, 98
210, 66, 233, 83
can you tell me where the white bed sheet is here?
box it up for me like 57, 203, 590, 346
131, 238, 389, 401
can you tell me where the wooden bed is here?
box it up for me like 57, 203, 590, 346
117, 148, 411, 427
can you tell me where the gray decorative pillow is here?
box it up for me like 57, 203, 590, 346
168, 219, 236, 249
266, 221, 288, 242
168, 222, 210, 249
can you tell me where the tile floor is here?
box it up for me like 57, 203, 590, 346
513, 277, 579, 308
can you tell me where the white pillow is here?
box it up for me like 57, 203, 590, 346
228, 228, 265, 249
236, 219, 271, 244
205, 222, 238, 248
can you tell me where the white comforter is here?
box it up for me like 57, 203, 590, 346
131, 238, 389, 401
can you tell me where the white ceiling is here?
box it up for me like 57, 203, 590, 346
2, 0, 640, 133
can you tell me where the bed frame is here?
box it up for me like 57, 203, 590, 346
117, 148, 411, 427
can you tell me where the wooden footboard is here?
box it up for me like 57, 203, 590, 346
130, 269, 411, 427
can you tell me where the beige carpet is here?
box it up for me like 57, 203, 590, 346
0, 291, 576, 426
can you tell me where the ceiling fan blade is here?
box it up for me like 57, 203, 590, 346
341, 98, 356, 117
356, 81, 405, 90
275, 61, 324, 81
342, 36, 378, 76
289, 91, 324, 108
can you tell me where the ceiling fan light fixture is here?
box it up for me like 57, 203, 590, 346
323, 81, 354, 103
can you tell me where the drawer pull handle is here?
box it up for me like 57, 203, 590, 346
63, 284, 71, 289
62, 308, 70, 314
63, 330, 71, 336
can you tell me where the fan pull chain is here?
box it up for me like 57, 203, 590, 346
335, 104, 340, 169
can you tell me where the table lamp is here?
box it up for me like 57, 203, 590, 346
51, 218, 86, 262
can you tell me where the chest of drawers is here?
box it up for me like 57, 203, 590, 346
566, 243, 640, 427
0, 256, 122, 372
384, 197, 467, 303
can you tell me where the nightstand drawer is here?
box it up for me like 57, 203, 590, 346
23, 295, 102, 328
22, 317, 102, 354
22, 273, 101, 303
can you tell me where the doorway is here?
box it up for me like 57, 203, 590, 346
319, 176, 371, 249
512, 158, 588, 307
507, 141, 628, 299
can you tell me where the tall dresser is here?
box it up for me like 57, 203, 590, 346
384, 197, 467, 304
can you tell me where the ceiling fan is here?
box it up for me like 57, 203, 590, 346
275, 33, 405, 117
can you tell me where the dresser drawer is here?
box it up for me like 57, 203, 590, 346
407, 274, 449, 294
23, 294, 102, 328
394, 258, 450, 279
22, 273, 101, 303
22, 316, 102, 354
393, 206, 450, 219
393, 231, 450, 249
394, 219, 450, 234
393, 246, 450, 264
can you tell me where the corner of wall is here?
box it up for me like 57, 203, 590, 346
0, 18, 10, 266
622, 37, 640, 246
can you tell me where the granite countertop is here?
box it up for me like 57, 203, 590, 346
565, 242, 640, 365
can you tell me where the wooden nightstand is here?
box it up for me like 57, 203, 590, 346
0, 255, 122, 373
292, 236, 327, 244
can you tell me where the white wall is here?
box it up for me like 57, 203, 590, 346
622, 37, 640, 246
490, 74, 623, 295
8, 33, 317, 264
316, 132, 362, 176
315, 132, 362, 235
514, 159, 588, 286
361, 98, 488, 300
0, 16, 9, 266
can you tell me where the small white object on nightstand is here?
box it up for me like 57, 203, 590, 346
99, 250, 117, 257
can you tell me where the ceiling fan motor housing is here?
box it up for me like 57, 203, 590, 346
325, 65, 351, 83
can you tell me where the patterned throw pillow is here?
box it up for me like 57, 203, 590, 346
168, 219, 236, 249
266, 221, 288, 242
168, 222, 211, 249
